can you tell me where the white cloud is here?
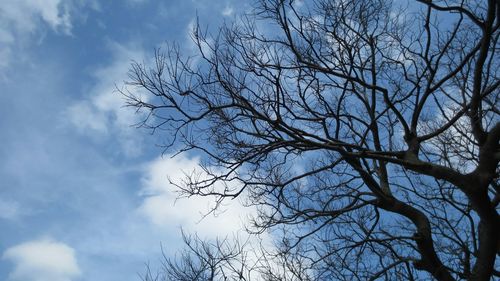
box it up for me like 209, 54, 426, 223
1, 0, 72, 34
138, 154, 254, 238
0, 0, 76, 72
0, 199, 22, 221
222, 6, 234, 17
66, 42, 148, 156
3, 238, 81, 281
66, 103, 108, 134
0, 0, 100, 73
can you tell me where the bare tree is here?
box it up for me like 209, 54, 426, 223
142, 231, 254, 281
125, 0, 499, 280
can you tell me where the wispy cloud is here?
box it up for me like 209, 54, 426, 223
0, 199, 23, 221
127, 0, 148, 5
0, 0, 77, 72
222, 5, 234, 17
1, 0, 72, 33
3, 238, 81, 281
67, 41, 148, 157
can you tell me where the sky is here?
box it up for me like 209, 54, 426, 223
0, 1, 253, 280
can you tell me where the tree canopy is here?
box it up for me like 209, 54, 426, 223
125, 0, 500, 280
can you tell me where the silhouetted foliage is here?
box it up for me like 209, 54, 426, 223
126, 0, 499, 280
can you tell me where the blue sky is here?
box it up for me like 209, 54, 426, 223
0, 1, 253, 280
